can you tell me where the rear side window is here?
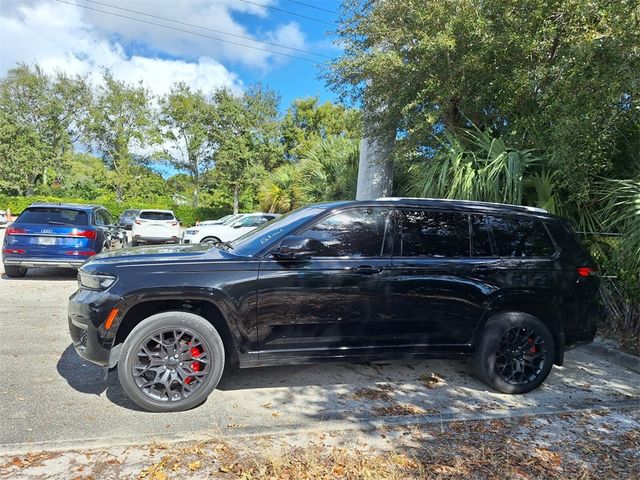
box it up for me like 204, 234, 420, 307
396, 210, 470, 257
545, 223, 589, 257
139, 211, 175, 221
489, 216, 556, 257
16, 208, 88, 226
471, 215, 494, 257
303, 207, 391, 257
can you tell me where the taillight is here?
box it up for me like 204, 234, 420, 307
6, 227, 27, 235
171, 222, 178, 226
3, 248, 25, 254
65, 250, 96, 256
69, 229, 97, 240
134, 220, 142, 225
577, 266, 597, 277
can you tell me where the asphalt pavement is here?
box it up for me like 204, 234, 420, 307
1, 228, 639, 455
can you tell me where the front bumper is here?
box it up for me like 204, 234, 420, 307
68, 288, 122, 366
4, 256, 86, 268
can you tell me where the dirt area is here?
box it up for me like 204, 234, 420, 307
2, 407, 638, 479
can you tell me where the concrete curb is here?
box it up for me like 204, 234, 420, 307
1, 398, 638, 457
583, 342, 640, 373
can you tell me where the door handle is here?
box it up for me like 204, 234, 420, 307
352, 265, 383, 275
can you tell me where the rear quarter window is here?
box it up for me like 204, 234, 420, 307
16, 208, 89, 226
489, 216, 556, 257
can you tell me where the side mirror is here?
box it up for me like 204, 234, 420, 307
273, 236, 319, 260
176, 218, 182, 223
232, 222, 243, 229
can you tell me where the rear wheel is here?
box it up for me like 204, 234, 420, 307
117, 311, 225, 412
200, 236, 220, 245
131, 240, 139, 247
473, 312, 555, 394
4, 265, 28, 278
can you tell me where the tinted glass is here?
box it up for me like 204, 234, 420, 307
139, 211, 175, 221
489, 216, 556, 257
238, 216, 265, 227
397, 210, 470, 257
471, 215, 494, 256
16, 208, 88, 226
94, 210, 106, 226
303, 208, 391, 257
231, 206, 327, 256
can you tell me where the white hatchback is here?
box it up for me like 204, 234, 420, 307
182, 213, 279, 245
131, 210, 181, 246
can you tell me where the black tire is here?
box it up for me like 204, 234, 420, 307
131, 240, 138, 247
473, 312, 555, 394
117, 311, 225, 412
200, 236, 220, 245
4, 265, 27, 278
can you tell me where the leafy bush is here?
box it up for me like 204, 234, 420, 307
0, 195, 230, 227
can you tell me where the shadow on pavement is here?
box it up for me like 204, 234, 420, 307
1, 267, 77, 281
56, 344, 145, 411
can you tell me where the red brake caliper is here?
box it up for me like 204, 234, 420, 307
527, 338, 536, 353
185, 346, 203, 385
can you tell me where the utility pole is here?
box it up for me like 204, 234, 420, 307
355, 117, 395, 200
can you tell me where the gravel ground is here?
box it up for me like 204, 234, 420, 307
1, 228, 639, 478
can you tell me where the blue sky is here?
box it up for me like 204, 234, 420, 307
0, 0, 346, 112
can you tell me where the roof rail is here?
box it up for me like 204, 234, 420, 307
375, 197, 549, 213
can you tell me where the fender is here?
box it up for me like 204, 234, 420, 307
472, 288, 566, 365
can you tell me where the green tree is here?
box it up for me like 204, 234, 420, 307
281, 97, 362, 159
158, 83, 215, 207
328, 0, 640, 211
298, 136, 360, 203
84, 71, 156, 201
211, 85, 284, 213
0, 64, 91, 194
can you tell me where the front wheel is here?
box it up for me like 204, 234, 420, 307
473, 312, 555, 394
4, 265, 28, 278
117, 311, 225, 412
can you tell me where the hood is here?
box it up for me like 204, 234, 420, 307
81, 243, 233, 270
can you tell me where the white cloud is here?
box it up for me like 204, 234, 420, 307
0, 0, 310, 96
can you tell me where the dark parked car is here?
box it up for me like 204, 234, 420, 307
117, 209, 141, 230
3, 203, 126, 277
68, 198, 599, 412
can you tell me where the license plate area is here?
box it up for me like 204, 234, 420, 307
36, 237, 57, 245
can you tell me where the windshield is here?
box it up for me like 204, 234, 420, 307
221, 214, 242, 225
16, 207, 89, 226
228, 206, 327, 256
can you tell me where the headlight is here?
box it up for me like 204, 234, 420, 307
78, 271, 117, 290
185, 229, 199, 235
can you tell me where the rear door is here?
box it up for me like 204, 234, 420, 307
384, 209, 506, 351
4, 207, 96, 258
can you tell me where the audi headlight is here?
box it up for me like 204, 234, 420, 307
78, 271, 117, 291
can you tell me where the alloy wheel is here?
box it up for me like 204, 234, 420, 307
132, 328, 210, 403
494, 327, 546, 385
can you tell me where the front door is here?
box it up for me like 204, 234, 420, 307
256, 207, 393, 361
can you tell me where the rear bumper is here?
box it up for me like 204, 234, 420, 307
133, 235, 180, 244
3, 256, 87, 268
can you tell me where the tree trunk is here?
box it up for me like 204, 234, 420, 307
233, 184, 240, 214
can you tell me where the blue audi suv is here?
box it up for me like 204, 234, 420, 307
2, 203, 126, 277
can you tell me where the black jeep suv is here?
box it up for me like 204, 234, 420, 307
68, 198, 599, 412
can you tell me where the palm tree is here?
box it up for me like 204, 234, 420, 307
298, 136, 359, 203
258, 163, 303, 213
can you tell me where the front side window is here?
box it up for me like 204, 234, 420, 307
489, 216, 556, 257
396, 210, 470, 257
302, 208, 391, 257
